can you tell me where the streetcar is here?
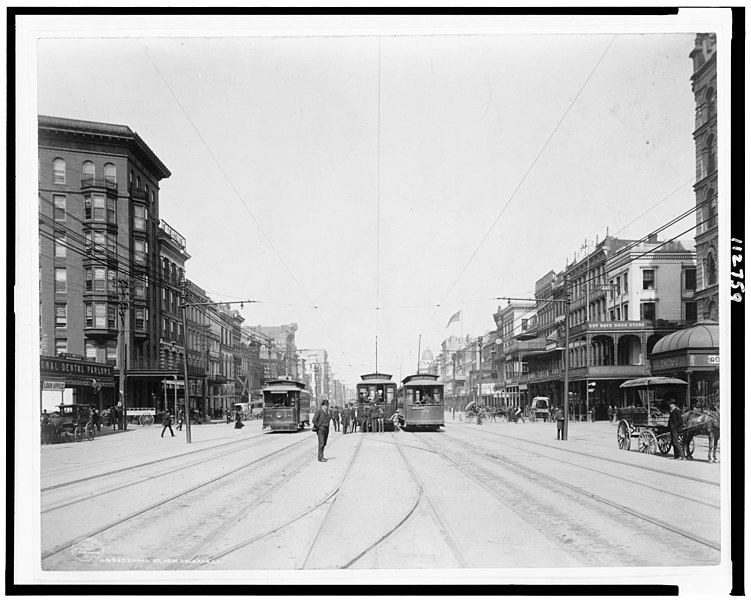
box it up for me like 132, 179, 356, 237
262, 376, 311, 432
396, 373, 444, 431
356, 373, 398, 431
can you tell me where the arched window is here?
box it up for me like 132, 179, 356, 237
705, 87, 716, 121
136, 175, 141, 190
706, 250, 717, 286
706, 134, 716, 173
52, 158, 66, 184
104, 163, 116, 184
129, 170, 134, 191
82, 161, 95, 180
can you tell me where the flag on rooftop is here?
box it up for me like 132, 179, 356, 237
446, 310, 461, 328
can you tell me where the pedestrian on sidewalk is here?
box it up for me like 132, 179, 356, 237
91, 407, 101, 432
41, 410, 51, 444
377, 406, 385, 433
177, 408, 185, 431
161, 410, 175, 438
234, 410, 245, 429
312, 400, 332, 462
554, 407, 564, 440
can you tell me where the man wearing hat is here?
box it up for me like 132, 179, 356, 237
667, 396, 686, 460
312, 400, 333, 462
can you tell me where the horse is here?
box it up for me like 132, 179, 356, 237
682, 408, 720, 462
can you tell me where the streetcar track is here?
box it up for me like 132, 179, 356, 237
452, 424, 719, 487
190, 433, 365, 568
40, 435, 312, 561
298, 434, 365, 569
339, 431, 457, 570
41, 430, 271, 492
444, 428, 720, 510
41, 435, 286, 513
167, 434, 337, 569
436, 432, 720, 553
392, 432, 468, 567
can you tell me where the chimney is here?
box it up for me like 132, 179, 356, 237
647, 233, 658, 243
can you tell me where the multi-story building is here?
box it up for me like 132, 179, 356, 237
689, 33, 718, 321
299, 349, 329, 402
239, 325, 265, 406
205, 304, 243, 418
38, 115, 171, 412
523, 236, 695, 418
250, 324, 300, 380
433, 335, 468, 411
494, 300, 538, 408
183, 279, 211, 415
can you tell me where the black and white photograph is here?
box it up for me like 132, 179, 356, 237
12, 8, 738, 594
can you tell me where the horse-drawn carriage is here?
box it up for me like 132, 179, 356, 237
616, 377, 693, 456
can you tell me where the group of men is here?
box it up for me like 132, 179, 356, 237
311, 399, 401, 462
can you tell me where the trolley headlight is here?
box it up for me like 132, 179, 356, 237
276, 412, 282, 419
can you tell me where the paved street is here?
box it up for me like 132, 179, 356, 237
40, 416, 720, 571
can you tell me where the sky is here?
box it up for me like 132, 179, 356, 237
35, 23, 701, 387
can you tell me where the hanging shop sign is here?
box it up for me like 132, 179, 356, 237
42, 381, 66, 391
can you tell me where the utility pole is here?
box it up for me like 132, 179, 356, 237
562, 276, 571, 441
179, 278, 193, 443
179, 294, 256, 444
117, 277, 130, 430
477, 336, 483, 406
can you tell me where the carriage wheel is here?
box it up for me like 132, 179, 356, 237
679, 433, 695, 459
638, 430, 658, 455
656, 433, 672, 455
617, 420, 631, 451
86, 426, 96, 441
73, 427, 84, 442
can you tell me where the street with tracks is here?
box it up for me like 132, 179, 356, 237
40, 415, 721, 572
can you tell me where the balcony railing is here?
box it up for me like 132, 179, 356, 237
81, 177, 118, 191
158, 219, 187, 251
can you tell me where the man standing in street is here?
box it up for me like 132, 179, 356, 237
312, 400, 333, 462
341, 404, 351, 435
161, 409, 175, 438
554, 406, 565, 440
667, 397, 686, 460
331, 405, 340, 432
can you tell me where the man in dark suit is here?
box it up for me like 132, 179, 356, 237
312, 400, 333, 462
667, 397, 686, 460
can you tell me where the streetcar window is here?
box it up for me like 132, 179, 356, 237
386, 388, 394, 403
407, 389, 415, 403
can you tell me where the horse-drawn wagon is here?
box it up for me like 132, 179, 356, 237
616, 377, 693, 456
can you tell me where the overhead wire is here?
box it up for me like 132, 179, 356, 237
417, 35, 618, 340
